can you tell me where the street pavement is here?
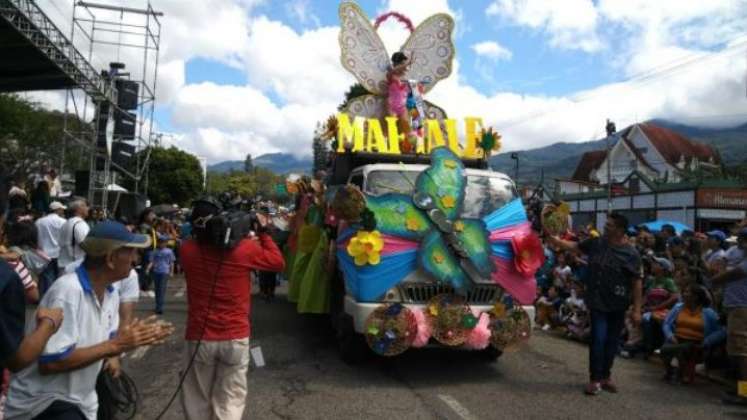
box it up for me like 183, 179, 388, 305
125, 275, 746, 420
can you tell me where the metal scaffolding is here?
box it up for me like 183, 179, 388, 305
61, 0, 162, 210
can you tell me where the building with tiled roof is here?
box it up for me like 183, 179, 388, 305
557, 123, 743, 233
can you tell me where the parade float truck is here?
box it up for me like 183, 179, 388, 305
286, 3, 545, 363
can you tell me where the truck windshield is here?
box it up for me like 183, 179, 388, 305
365, 170, 517, 218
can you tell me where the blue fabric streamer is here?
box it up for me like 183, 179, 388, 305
490, 240, 514, 260
337, 248, 418, 302
482, 198, 527, 231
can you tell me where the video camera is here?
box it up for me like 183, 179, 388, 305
190, 196, 264, 249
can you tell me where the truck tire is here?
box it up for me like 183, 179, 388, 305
481, 345, 503, 362
337, 312, 369, 364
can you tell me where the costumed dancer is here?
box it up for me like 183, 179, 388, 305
386, 52, 414, 153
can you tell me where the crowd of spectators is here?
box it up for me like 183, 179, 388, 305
535, 217, 747, 393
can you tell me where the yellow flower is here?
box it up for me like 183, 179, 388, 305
444, 159, 457, 169
454, 220, 465, 232
433, 252, 445, 264
347, 230, 384, 266
441, 195, 456, 209
405, 215, 420, 231
429, 304, 439, 316
557, 202, 571, 215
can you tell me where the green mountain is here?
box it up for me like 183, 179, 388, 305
489, 120, 747, 185
208, 153, 312, 174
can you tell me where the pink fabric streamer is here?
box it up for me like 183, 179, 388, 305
338, 233, 419, 256
490, 257, 537, 305
411, 308, 431, 348
464, 313, 491, 350
488, 221, 532, 242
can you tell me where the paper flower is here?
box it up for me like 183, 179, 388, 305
347, 230, 384, 266
462, 313, 478, 329
464, 313, 491, 350
441, 195, 456, 209
428, 303, 439, 316
510, 232, 545, 277
491, 302, 507, 319
433, 252, 445, 264
453, 220, 464, 232
411, 308, 432, 348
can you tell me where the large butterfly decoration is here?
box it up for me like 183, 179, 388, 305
337, 2, 454, 123
337, 147, 545, 304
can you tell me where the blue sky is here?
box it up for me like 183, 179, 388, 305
36, 0, 747, 163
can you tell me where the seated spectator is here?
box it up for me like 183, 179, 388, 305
661, 284, 726, 384
561, 282, 589, 341
4, 221, 173, 420
535, 286, 561, 331
639, 257, 680, 355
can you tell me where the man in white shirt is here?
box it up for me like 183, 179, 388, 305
58, 199, 90, 272
4, 221, 174, 420
35, 201, 67, 294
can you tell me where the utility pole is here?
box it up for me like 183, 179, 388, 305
605, 119, 616, 215
510, 152, 520, 187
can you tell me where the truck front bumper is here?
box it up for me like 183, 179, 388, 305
344, 295, 536, 334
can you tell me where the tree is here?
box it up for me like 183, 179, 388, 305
244, 153, 253, 173
0, 93, 89, 182
124, 146, 203, 206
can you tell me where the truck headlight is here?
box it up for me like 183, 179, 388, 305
382, 286, 402, 302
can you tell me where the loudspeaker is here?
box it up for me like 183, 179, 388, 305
75, 171, 90, 197
112, 141, 136, 168
115, 79, 139, 110
114, 111, 136, 140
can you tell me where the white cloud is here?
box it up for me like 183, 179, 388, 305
27, 0, 747, 168
471, 41, 512, 61
286, 0, 321, 28
487, 0, 601, 52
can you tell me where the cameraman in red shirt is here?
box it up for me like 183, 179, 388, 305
179, 199, 284, 420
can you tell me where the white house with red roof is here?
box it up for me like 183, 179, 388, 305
556, 122, 745, 232
577, 122, 720, 185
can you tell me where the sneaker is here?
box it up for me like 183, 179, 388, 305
584, 382, 602, 396
601, 379, 618, 393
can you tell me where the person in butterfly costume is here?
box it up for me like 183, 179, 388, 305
338, 2, 454, 150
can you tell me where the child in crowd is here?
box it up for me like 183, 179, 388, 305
535, 286, 561, 331
661, 284, 726, 384
147, 235, 176, 315
561, 281, 589, 341
552, 252, 572, 296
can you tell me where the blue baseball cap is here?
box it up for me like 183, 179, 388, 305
80, 220, 151, 256
706, 230, 726, 242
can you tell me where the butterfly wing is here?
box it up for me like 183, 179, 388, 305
423, 100, 448, 120
419, 230, 469, 293
339, 2, 390, 96
401, 13, 455, 94
414, 146, 465, 221
342, 94, 387, 122
454, 219, 495, 279
365, 194, 432, 240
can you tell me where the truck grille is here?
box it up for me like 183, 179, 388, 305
399, 283, 501, 304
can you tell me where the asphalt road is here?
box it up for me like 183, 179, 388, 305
123, 276, 746, 420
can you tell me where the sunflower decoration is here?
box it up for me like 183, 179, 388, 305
425, 294, 474, 346
331, 184, 366, 222
320, 115, 338, 141
479, 127, 502, 158
347, 229, 384, 266
364, 303, 418, 356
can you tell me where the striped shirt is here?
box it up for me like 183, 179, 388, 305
7, 259, 34, 291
